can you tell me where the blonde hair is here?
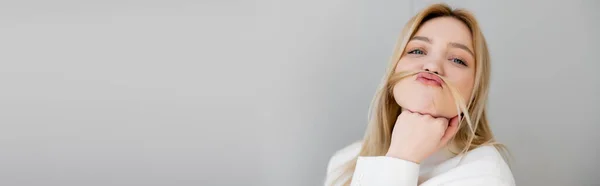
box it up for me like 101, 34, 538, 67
331, 3, 509, 186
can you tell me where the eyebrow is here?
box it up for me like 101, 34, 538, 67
409, 36, 475, 57
449, 42, 475, 57
411, 36, 431, 43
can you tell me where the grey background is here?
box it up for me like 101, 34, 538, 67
0, 0, 598, 185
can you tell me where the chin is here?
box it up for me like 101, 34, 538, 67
392, 81, 459, 118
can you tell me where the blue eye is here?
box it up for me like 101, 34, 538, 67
408, 49, 425, 55
451, 58, 467, 66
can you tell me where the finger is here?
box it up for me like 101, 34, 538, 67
439, 115, 460, 146
434, 117, 449, 136
436, 117, 449, 127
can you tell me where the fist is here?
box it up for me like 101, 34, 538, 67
385, 110, 460, 163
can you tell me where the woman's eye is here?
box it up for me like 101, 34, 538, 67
451, 58, 468, 66
407, 49, 425, 55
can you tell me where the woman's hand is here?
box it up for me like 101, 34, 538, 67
385, 110, 460, 163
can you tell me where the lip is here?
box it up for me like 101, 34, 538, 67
416, 72, 443, 87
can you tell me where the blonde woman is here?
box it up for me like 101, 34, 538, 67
324, 3, 515, 186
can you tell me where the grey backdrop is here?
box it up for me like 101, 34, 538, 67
1, 0, 598, 186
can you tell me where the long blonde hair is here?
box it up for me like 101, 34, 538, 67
332, 3, 509, 186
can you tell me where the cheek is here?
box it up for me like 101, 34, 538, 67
447, 73, 475, 103
394, 58, 419, 72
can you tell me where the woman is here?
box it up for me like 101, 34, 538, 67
324, 3, 515, 186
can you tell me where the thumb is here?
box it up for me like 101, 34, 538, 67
439, 114, 461, 147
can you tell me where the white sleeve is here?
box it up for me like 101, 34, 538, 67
350, 156, 420, 186
349, 156, 513, 186
424, 176, 513, 186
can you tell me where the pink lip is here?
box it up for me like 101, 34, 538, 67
416, 72, 443, 87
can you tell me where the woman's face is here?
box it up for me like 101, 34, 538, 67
393, 17, 476, 118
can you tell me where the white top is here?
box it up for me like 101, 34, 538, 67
324, 142, 515, 186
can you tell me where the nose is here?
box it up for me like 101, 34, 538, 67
422, 57, 443, 75
425, 68, 439, 74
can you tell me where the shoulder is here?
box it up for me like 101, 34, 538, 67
459, 145, 512, 173
326, 141, 362, 174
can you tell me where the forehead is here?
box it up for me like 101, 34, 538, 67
413, 16, 473, 48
